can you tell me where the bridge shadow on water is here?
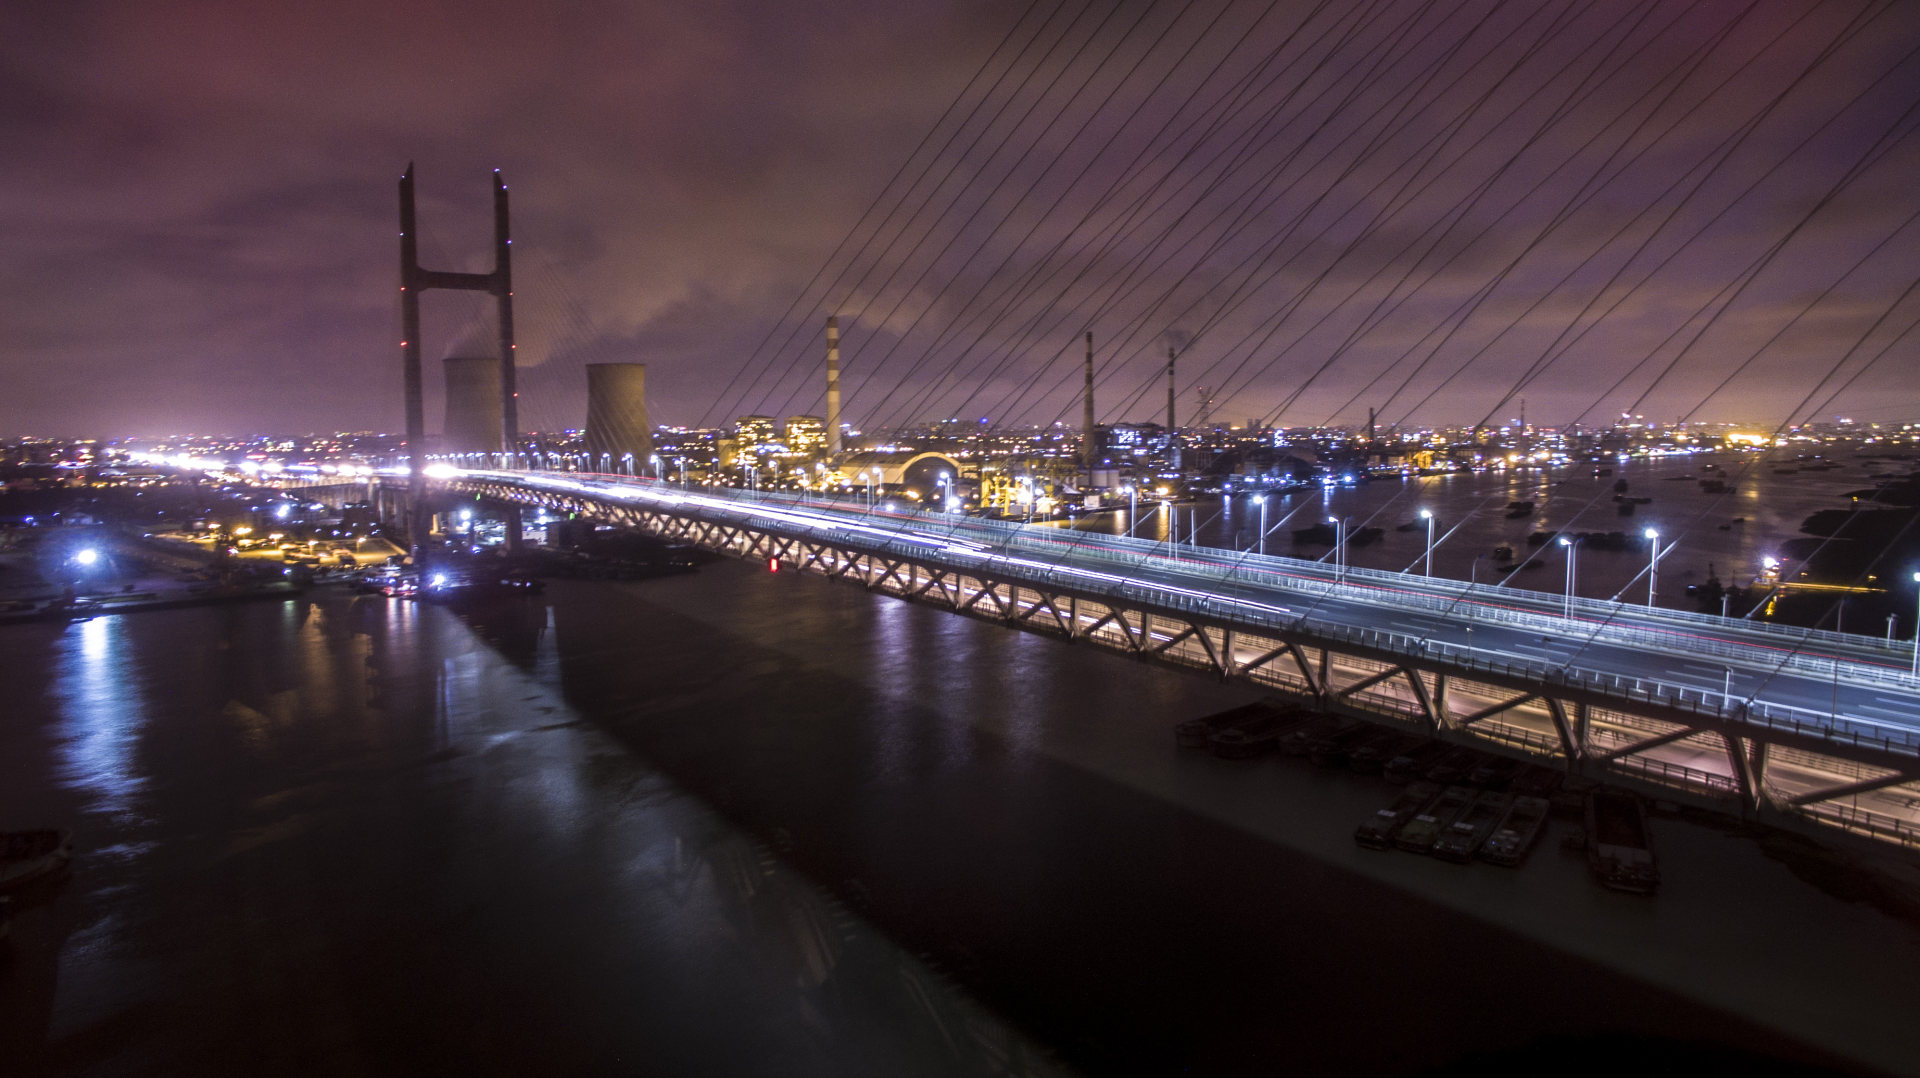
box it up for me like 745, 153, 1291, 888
439, 567, 1873, 1078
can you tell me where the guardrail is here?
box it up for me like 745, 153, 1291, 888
453, 473, 1920, 760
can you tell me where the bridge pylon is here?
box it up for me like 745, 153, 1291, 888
398, 164, 521, 556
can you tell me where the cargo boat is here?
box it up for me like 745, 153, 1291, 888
1478, 796, 1551, 867
1176, 702, 1275, 749
1422, 746, 1485, 785
1, 828, 73, 892
1308, 722, 1376, 768
1586, 789, 1660, 893
1210, 710, 1299, 759
1280, 715, 1343, 756
1349, 732, 1423, 775
1467, 755, 1525, 789
1395, 787, 1475, 854
1354, 783, 1441, 850
1383, 740, 1448, 783
1433, 791, 1514, 862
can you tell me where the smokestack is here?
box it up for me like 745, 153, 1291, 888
826, 315, 842, 455
585, 363, 652, 472
443, 357, 504, 454
1083, 331, 1096, 474
1167, 347, 1176, 431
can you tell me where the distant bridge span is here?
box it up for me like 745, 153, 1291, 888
420, 468, 1920, 852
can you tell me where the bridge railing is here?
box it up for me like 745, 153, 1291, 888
457, 474, 1920, 757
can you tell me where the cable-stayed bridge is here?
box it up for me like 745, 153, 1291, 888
381, 466, 1920, 850
357, 0, 1920, 858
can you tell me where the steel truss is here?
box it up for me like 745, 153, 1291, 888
444, 478, 1920, 850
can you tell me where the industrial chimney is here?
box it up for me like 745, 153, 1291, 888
1083, 331, 1096, 474
1166, 347, 1176, 431
826, 315, 842, 455
585, 363, 652, 473
443, 356, 504, 454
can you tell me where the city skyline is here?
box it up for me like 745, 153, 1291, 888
4, 0, 1918, 440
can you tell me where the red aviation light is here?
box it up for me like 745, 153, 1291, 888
768, 557, 779, 573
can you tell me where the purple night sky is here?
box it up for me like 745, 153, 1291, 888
3, 0, 1917, 439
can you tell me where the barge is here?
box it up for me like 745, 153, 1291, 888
1586, 789, 1660, 894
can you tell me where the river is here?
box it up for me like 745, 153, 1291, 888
2, 558, 1917, 1075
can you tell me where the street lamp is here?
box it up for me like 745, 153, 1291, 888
1419, 507, 1435, 576
1911, 571, 1919, 677
1253, 495, 1268, 556
1124, 485, 1137, 538
1644, 527, 1661, 607
1560, 535, 1582, 618
1329, 516, 1347, 581
650, 453, 663, 480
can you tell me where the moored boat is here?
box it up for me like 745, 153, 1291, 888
1586, 790, 1659, 893
1210, 710, 1296, 759
1354, 783, 1441, 850
1, 829, 74, 892
1176, 702, 1271, 749
1307, 722, 1375, 768
1395, 787, 1474, 854
1432, 791, 1514, 862
1479, 795, 1551, 867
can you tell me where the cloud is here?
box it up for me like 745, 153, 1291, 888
2, 0, 1916, 436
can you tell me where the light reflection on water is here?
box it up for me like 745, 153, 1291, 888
54, 616, 148, 824
11, 548, 1915, 1075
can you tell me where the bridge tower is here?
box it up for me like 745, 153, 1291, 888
398, 164, 521, 554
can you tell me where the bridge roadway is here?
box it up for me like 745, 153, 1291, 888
428, 468, 1920, 844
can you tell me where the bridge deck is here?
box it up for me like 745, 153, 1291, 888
427, 469, 1920, 851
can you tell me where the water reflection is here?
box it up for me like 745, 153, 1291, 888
54, 616, 148, 824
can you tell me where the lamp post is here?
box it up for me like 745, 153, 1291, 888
1124, 485, 1137, 538
1644, 527, 1661, 607
1419, 508, 1435, 576
1163, 500, 1174, 546
1253, 495, 1268, 556
650, 453, 662, 480
1911, 571, 1919, 677
1329, 516, 1347, 581
1560, 535, 1582, 618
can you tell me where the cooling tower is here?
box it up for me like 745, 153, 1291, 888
586, 363, 652, 469
443, 356, 504, 453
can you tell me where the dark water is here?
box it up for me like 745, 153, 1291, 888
2, 564, 1915, 1075
1085, 450, 1877, 610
